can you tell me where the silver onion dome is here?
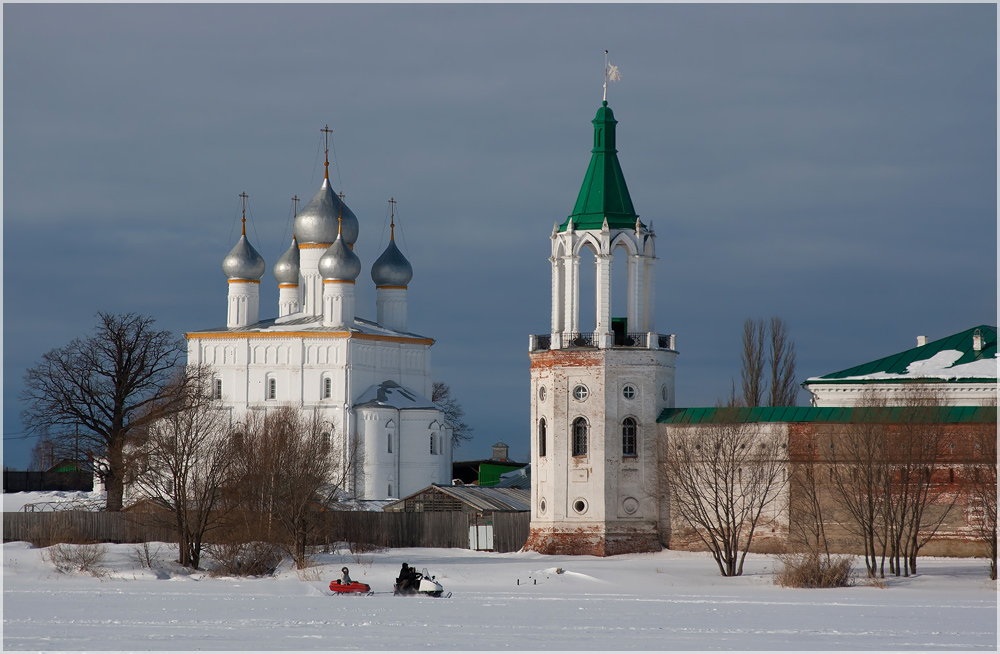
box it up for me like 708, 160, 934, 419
371, 238, 413, 287
293, 179, 359, 246
319, 234, 361, 281
273, 236, 300, 285
222, 234, 265, 281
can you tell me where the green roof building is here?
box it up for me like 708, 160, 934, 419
802, 325, 997, 407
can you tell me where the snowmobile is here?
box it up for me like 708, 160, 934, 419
328, 580, 372, 595
393, 567, 450, 598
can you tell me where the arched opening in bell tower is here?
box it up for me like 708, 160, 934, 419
576, 243, 598, 341
611, 244, 629, 343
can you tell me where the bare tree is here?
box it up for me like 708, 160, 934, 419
828, 395, 891, 578
885, 390, 956, 576
767, 317, 797, 407
432, 381, 472, 448
131, 367, 234, 569
963, 402, 997, 580
21, 313, 185, 511
788, 457, 831, 560
660, 412, 788, 577
829, 389, 957, 578
231, 407, 358, 569
736, 317, 797, 407
740, 319, 766, 407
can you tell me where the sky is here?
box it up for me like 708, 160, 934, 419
3, 4, 996, 469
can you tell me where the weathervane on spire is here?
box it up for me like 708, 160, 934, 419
321, 124, 333, 180
603, 50, 622, 103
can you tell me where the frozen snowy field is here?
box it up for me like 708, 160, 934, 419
3, 538, 996, 651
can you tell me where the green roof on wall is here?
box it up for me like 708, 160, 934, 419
657, 405, 997, 425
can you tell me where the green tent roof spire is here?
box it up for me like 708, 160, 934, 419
559, 102, 640, 232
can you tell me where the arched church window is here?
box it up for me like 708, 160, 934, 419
572, 417, 588, 457
538, 418, 547, 458
430, 434, 437, 455
622, 417, 637, 457
213, 378, 222, 400
323, 377, 332, 399
267, 378, 276, 400
387, 432, 393, 454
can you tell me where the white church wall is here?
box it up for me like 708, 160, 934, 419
807, 381, 998, 407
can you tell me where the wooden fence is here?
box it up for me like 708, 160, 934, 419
4, 510, 532, 553
3, 511, 176, 544
492, 511, 531, 553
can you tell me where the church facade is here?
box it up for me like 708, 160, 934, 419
525, 100, 678, 556
185, 147, 452, 501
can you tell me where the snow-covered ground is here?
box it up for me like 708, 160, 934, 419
3, 538, 996, 651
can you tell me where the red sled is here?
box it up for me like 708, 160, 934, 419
329, 580, 371, 594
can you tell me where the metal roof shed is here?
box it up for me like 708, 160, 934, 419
383, 484, 530, 552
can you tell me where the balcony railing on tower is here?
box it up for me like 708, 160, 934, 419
529, 332, 676, 352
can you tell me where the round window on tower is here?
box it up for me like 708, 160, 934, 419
622, 384, 636, 400
572, 498, 588, 514
573, 385, 589, 401
538, 386, 546, 402
539, 498, 547, 515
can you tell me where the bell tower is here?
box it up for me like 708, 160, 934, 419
525, 99, 678, 556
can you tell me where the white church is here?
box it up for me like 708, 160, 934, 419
184, 142, 453, 501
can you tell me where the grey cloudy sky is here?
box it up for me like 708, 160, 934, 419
3, 4, 996, 469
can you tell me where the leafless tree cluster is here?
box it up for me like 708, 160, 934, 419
226, 406, 359, 569
963, 401, 997, 580
828, 390, 962, 578
131, 366, 234, 569
660, 414, 787, 577
21, 313, 365, 573
135, 401, 359, 572
733, 317, 798, 407
21, 313, 185, 511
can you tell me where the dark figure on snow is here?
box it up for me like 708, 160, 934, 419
398, 562, 416, 592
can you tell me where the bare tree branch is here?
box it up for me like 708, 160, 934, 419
660, 412, 787, 576
131, 366, 234, 569
20, 313, 185, 511
768, 317, 798, 407
740, 319, 765, 408
432, 381, 472, 448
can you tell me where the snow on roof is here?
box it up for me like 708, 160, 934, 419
353, 380, 437, 410
805, 325, 997, 384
